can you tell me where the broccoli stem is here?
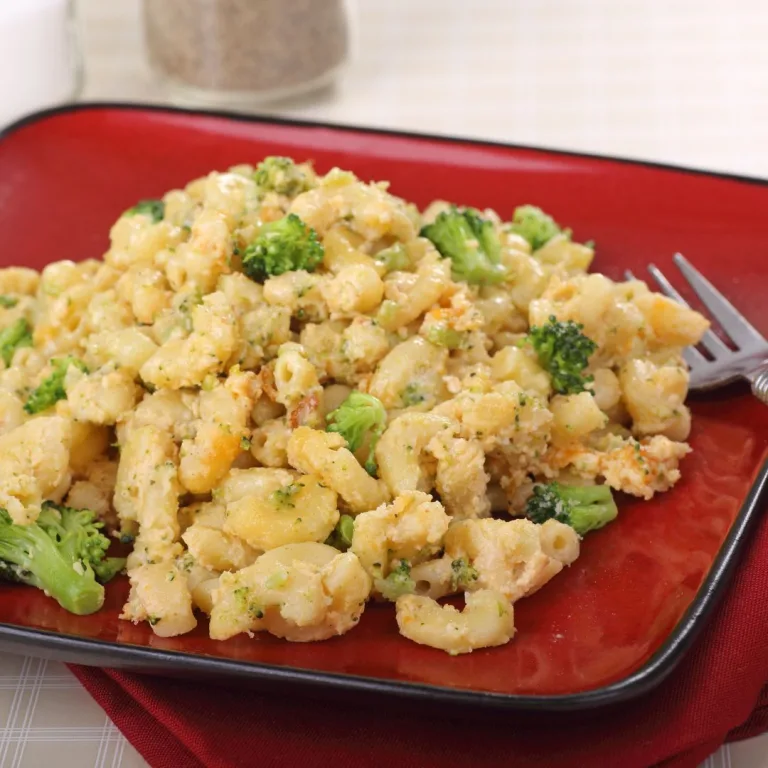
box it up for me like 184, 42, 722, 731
560, 485, 618, 534
0, 529, 105, 615
525, 482, 618, 536
0, 505, 123, 616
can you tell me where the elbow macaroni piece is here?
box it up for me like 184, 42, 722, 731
66, 366, 143, 426
589, 368, 622, 413
287, 427, 389, 514
273, 343, 322, 409
186, 565, 220, 616
140, 291, 237, 389
549, 392, 608, 446
219, 467, 339, 551
396, 589, 515, 655
533, 234, 594, 275
538, 519, 580, 566
0, 416, 72, 524
0, 267, 39, 296
350, 491, 450, 580
118, 389, 197, 446
619, 358, 691, 440
263, 270, 329, 323
121, 561, 197, 638
209, 542, 371, 642
182, 522, 260, 573
377, 252, 451, 332
409, 556, 455, 600
340, 318, 390, 371
114, 425, 183, 568
433, 383, 553, 457
375, 412, 454, 496
163, 209, 233, 293
64, 459, 117, 521
250, 417, 291, 468
179, 369, 257, 493
0, 392, 27, 437
444, 518, 573, 602
633, 292, 710, 348
289, 178, 417, 243
496, 250, 547, 312
428, 433, 491, 520
368, 336, 449, 410
115, 266, 172, 325
321, 226, 378, 274
490, 346, 551, 400
322, 264, 384, 315
84, 327, 159, 373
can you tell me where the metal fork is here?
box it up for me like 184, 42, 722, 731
625, 253, 768, 404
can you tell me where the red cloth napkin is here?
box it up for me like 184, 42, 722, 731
71, 507, 768, 768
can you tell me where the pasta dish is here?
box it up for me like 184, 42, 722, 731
0, 157, 709, 654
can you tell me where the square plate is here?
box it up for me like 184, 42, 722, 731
0, 104, 766, 711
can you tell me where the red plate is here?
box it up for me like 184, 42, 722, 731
0, 104, 766, 710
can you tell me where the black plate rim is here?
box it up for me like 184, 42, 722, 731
0, 102, 766, 712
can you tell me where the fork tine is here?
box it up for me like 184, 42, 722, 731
647, 263, 732, 357
673, 253, 765, 349
683, 345, 707, 370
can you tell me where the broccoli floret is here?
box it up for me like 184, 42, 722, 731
0, 318, 32, 367
326, 391, 387, 476
527, 315, 597, 395
24, 356, 88, 414
0, 502, 125, 615
0, 296, 19, 309
450, 558, 479, 591
253, 156, 313, 197
508, 205, 566, 251
124, 199, 165, 223
376, 560, 415, 601
425, 324, 465, 349
525, 483, 618, 536
420, 206, 506, 285
324, 514, 355, 551
241, 214, 324, 282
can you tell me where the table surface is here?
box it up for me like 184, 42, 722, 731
1, 0, 766, 765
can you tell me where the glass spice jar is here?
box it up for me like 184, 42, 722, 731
0, 0, 82, 127
142, 0, 352, 107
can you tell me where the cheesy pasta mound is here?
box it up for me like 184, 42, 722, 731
0, 158, 708, 653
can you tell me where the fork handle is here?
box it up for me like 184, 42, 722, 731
748, 364, 768, 405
